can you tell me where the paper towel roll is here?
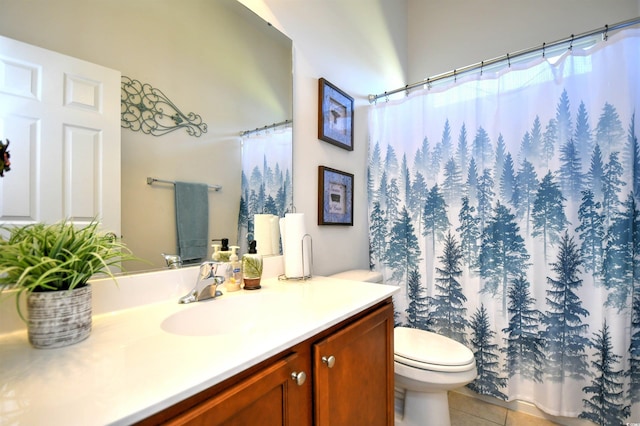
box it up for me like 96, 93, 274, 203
270, 216, 281, 254
281, 213, 311, 278
254, 214, 274, 256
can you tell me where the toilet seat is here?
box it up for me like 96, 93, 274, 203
394, 327, 475, 373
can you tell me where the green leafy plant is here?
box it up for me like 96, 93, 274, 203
0, 219, 136, 320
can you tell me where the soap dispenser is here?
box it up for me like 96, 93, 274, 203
211, 244, 221, 261
242, 240, 263, 290
226, 246, 242, 292
213, 238, 231, 262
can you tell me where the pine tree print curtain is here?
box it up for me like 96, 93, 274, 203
368, 29, 640, 422
238, 126, 292, 254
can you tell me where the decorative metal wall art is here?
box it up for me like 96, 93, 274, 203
120, 76, 208, 137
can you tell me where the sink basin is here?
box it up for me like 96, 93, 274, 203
161, 292, 296, 336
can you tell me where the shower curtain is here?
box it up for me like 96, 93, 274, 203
238, 126, 292, 254
368, 29, 640, 423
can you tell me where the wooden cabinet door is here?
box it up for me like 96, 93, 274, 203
166, 352, 308, 426
313, 303, 394, 426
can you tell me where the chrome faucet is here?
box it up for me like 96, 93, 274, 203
162, 253, 183, 269
178, 261, 227, 304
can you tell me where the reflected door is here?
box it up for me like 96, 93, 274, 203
0, 35, 121, 232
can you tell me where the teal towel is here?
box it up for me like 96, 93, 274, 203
175, 181, 209, 263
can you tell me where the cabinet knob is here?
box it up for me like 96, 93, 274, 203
291, 371, 306, 386
321, 355, 336, 368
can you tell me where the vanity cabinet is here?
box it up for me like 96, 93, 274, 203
313, 302, 394, 425
139, 299, 393, 426
164, 352, 309, 425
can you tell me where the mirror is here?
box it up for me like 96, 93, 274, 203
0, 0, 293, 273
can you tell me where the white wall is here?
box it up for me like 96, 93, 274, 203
245, 0, 639, 277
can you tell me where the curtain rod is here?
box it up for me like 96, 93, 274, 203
239, 119, 292, 137
146, 177, 222, 191
369, 16, 640, 104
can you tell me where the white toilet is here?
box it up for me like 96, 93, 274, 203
329, 269, 384, 283
394, 327, 477, 426
329, 270, 477, 426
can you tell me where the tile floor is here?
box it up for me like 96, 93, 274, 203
448, 392, 560, 426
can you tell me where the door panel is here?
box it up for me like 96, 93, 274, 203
63, 125, 101, 220
313, 303, 394, 426
166, 353, 306, 426
0, 115, 37, 218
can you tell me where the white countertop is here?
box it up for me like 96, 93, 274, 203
0, 273, 398, 425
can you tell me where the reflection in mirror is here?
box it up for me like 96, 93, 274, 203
0, 0, 293, 273
239, 122, 293, 255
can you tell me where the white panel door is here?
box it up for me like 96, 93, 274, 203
0, 35, 121, 234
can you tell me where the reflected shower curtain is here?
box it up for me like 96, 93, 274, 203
368, 29, 640, 422
238, 126, 292, 254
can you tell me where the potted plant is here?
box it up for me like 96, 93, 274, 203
0, 219, 135, 349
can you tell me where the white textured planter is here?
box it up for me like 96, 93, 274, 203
27, 284, 92, 349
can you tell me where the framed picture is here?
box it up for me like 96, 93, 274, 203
318, 166, 354, 226
318, 78, 354, 151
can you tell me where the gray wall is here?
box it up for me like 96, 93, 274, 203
408, 0, 640, 82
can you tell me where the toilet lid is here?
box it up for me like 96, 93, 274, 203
394, 327, 475, 368
329, 269, 383, 283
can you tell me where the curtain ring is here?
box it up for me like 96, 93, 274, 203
453, 69, 457, 82
426, 78, 432, 90
542, 42, 546, 58
385, 92, 389, 102
569, 34, 574, 51
603, 24, 609, 41
480, 61, 484, 76
507, 53, 510, 67
405, 84, 409, 97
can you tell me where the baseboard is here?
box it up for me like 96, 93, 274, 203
452, 388, 594, 426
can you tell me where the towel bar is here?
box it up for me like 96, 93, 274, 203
146, 177, 222, 191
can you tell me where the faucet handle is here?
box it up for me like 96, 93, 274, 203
199, 261, 229, 280
199, 261, 217, 280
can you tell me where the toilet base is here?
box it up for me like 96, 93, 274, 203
396, 389, 451, 426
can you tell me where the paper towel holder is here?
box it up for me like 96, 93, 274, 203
279, 233, 313, 281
